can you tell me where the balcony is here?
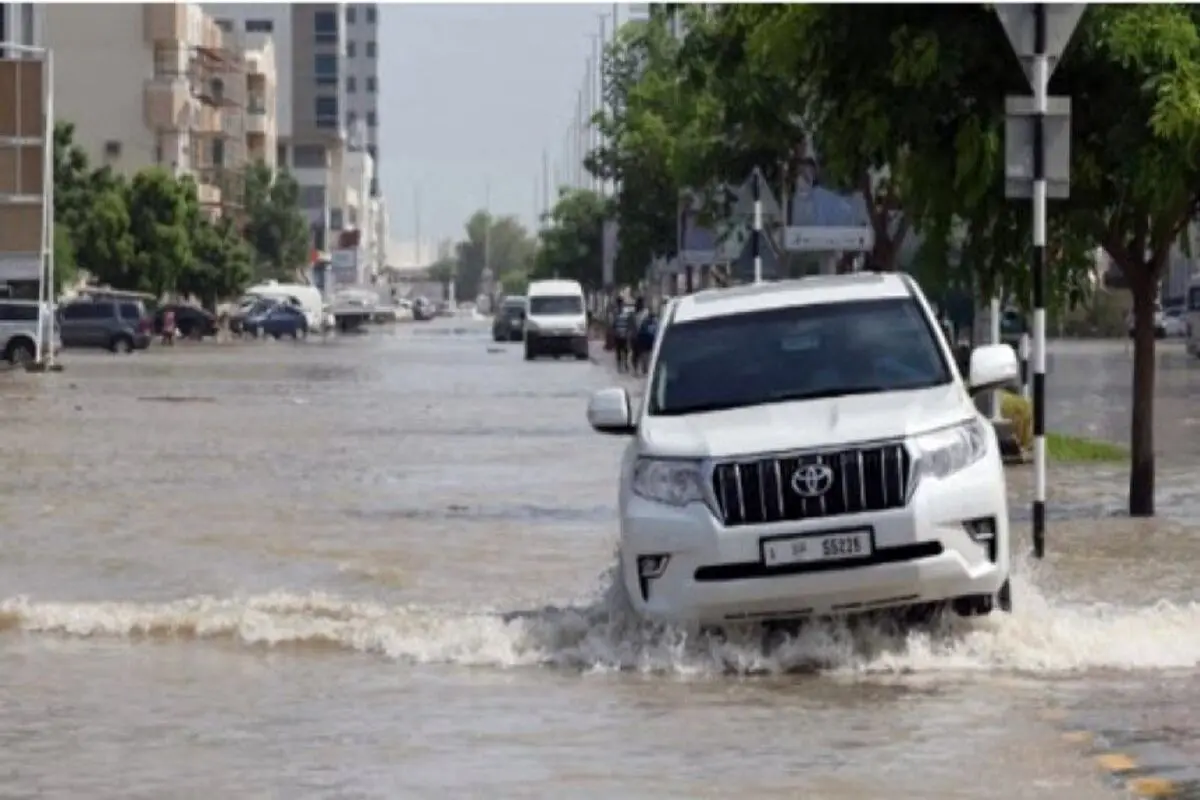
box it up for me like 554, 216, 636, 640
191, 104, 221, 137
245, 96, 268, 134
144, 4, 187, 45
143, 79, 190, 130
196, 180, 221, 206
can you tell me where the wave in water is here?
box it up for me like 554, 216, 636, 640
1, 562, 1198, 676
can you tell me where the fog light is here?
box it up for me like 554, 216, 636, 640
963, 517, 998, 562
637, 554, 670, 579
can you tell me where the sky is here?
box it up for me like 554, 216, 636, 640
378, 3, 614, 265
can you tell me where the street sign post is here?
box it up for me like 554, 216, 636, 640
997, 3, 1085, 560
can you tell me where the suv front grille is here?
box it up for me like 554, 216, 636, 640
711, 443, 911, 527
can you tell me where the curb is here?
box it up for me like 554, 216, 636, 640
1044, 709, 1200, 799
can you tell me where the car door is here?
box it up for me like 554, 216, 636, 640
60, 303, 97, 347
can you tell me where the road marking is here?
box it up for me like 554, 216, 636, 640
1096, 752, 1139, 773
1126, 776, 1182, 798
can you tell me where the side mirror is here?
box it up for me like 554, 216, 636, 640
968, 344, 1019, 394
587, 387, 636, 435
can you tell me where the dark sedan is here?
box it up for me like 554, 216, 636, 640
492, 297, 526, 342
243, 305, 308, 339
154, 304, 218, 339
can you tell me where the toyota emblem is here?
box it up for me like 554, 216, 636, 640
790, 463, 834, 498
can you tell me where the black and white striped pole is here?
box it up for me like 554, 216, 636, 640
1030, 4, 1048, 559
998, 2, 1083, 559
752, 170, 762, 284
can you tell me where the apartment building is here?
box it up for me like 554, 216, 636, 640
343, 2, 378, 195
241, 32, 278, 169
43, 3, 253, 218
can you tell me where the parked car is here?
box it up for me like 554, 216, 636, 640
412, 297, 436, 322
153, 304, 218, 339
491, 296, 527, 342
1127, 305, 1168, 339
0, 299, 58, 365
1163, 307, 1188, 338
242, 304, 308, 339
59, 298, 152, 353
230, 298, 279, 336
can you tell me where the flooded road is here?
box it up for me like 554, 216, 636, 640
1, 325, 1197, 798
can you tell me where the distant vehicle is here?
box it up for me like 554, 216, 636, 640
59, 298, 152, 353
492, 296, 527, 342
242, 282, 324, 330
0, 299, 58, 365
242, 304, 309, 339
411, 297, 436, 322
230, 297, 280, 336
153, 304, 217, 339
524, 279, 589, 361
1162, 306, 1188, 338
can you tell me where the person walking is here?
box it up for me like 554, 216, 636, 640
611, 298, 635, 373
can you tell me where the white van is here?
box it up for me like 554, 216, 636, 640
242, 281, 325, 331
524, 279, 589, 361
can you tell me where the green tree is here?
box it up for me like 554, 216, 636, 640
534, 188, 608, 287
180, 215, 254, 309
125, 168, 193, 296
452, 211, 536, 301
242, 161, 310, 280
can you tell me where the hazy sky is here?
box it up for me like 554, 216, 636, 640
379, 3, 612, 256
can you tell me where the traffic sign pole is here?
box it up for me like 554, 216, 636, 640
1031, 4, 1048, 559
752, 170, 762, 284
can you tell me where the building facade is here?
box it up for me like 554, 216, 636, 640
242, 32, 277, 169
343, 2, 378, 196
44, 3, 250, 217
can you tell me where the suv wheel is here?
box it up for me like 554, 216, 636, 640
5, 337, 35, 365
111, 336, 133, 354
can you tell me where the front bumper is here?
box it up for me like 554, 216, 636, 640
619, 454, 1010, 625
527, 331, 588, 355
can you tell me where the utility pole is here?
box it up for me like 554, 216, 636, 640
575, 88, 584, 188
483, 177, 491, 298
542, 148, 551, 220
413, 185, 421, 267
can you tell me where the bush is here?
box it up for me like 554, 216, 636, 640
1001, 391, 1032, 451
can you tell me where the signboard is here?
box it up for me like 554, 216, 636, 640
995, 4, 1086, 90
783, 226, 874, 252
330, 248, 358, 287
1004, 95, 1072, 199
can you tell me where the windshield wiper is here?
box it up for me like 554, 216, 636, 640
653, 400, 764, 416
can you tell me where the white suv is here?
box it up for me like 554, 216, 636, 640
0, 299, 58, 366
586, 274, 1019, 627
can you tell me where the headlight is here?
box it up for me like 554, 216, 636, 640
911, 418, 989, 483
632, 458, 706, 507
574, 320, 588, 334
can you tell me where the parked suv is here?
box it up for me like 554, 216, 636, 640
0, 300, 58, 365
59, 299, 152, 353
586, 274, 1019, 627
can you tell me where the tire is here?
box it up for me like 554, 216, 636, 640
5, 337, 35, 365
951, 578, 1012, 617
575, 352, 590, 361
524, 342, 536, 361
111, 336, 133, 354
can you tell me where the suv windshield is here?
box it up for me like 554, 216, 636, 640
529, 296, 582, 315
648, 298, 951, 416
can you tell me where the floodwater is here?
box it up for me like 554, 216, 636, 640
1, 325, 1197, 799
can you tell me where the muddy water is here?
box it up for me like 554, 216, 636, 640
0, 324, 1197, 798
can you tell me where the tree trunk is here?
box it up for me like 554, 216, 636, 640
1128, 278, 1157, 516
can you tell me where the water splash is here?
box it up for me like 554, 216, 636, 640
2, 559, 1198, 676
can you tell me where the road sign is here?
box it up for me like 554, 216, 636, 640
783, 226, 874, 253
731, 167, 781, 221
995, 4, 1086, 90
1004, 95, 1072, 199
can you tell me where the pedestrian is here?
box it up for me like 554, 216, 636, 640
630, 297, 652, 375
161, 308, 177, 346
611, 298, 634, 372
633, 300, 658, 376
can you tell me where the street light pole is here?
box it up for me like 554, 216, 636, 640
1030, 3, 1049, 559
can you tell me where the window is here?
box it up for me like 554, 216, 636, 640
346, 75, 356, 93
366, 5, 377, 24
293, 144, 326, 169
367, 144, 377, 163
370, 177, 379, 197
299, 185, 327, 209
276, 143, 288, 167
0, 302, 38, 322
345, 6, 356, 23
245, 19, 274, 33
330, 207, 344, 231
314, 9, 337, 43
346, 111, 357, 129
530, 296, 583, 316
63, 303, 103, 320
119, 302, 145, 321
315, 96, 338, 129
366, 76, 376, 93
346, 40, 356, 58
366, 41, 376, 58
315, 53, 338, 85
647, 298, 951, 417
366, 111, 377, 128
215, 18, 233, 32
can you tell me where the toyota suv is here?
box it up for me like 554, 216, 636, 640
585, 274, 1019, 627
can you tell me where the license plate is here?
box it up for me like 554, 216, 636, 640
762, 529, 873, 567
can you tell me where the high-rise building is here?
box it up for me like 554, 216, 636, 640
342, 2, 378, 196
